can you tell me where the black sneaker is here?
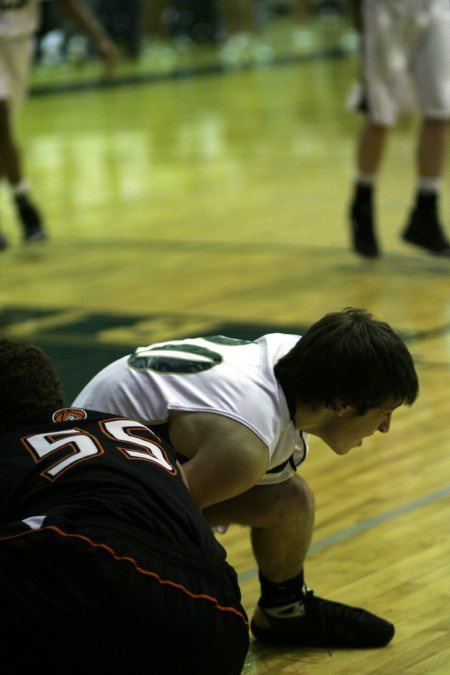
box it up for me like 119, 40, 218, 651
251, 588, 395, 649
402, 208, 450, 256
15, 195, 47, 244
349, 199, 380, 258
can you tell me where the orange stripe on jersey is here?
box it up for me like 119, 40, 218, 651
0, 525, 249, 627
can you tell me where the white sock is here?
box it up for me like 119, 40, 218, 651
11, 179, 30, 197
355, 172, 376, 186
417, 177, 441, 194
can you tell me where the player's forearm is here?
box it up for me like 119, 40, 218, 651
55, 0, 112, 48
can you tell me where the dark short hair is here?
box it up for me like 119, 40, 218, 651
0, 339, 64, 434
274, 308, 419, 414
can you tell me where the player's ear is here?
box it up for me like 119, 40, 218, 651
331, 399, 351, 416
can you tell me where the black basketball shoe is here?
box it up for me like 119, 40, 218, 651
402, 207, 450, 257
349, 185, 379, 258
15, 195, 47, 244
251, 587, 395, 649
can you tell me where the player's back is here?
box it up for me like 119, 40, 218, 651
73, 333, 301, 441
0, 406, 227, 569
0, 406, 249, 675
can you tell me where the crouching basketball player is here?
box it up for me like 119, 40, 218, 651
0, 338, 248, 675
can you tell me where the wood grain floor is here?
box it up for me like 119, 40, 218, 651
1, 16, 449, 672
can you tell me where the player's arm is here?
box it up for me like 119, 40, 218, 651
54, 0, 118, 72
169, 412, 269, 509
176, 461, 190, 491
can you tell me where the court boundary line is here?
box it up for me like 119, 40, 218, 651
29, 47, 352, 97
237, 483, 450, 583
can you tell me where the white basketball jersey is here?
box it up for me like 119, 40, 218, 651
74, 333, 309, 485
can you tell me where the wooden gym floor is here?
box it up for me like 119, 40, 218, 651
1, 15, 449, 673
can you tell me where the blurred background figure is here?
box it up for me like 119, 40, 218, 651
0, 338, 249, 675
347, 0, 450, 258
0, 0, 116, 251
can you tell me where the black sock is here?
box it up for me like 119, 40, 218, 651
259, 570, 305, 609
414, 190, 438, 216
353, 181, 374, 208
14, 194, 42, 230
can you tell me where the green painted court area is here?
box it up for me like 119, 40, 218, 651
0, 306, 309, 402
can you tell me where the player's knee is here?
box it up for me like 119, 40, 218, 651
268, 475, 314, 526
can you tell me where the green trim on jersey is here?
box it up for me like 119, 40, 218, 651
128, 337, 254, 374
128, 343, 223, 374
203, 336, 253, 346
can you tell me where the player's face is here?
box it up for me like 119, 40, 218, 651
317, 400, 402, 454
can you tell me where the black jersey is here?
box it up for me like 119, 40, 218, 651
0, 406, 226, 568
0, 407, 248, 675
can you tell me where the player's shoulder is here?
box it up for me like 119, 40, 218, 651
256, 332, 301, 346
0, 408, 115, 443
50, 407, 134, 428
255, 332, 302, 358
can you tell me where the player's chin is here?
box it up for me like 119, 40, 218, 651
336, 439, 362, 454
330, 445, 351, 455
